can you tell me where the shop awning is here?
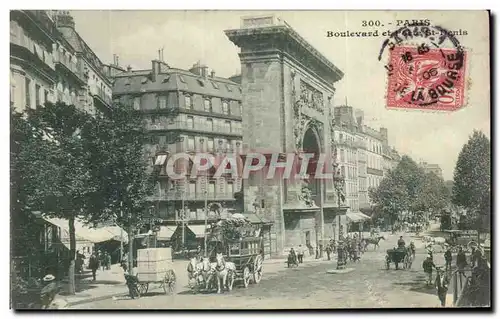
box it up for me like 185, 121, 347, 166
42, 216, 128, 244
187, 225, 210, 238
346, 212, 371, 223
156, 226, 177, 240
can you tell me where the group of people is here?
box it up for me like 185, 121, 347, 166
87, 250, 114, 281
288, 245, 308, 265
421, 242, 489, 307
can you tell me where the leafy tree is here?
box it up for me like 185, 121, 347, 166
452, 130, 491, 231
393, 155, 426, 212
82, 103, 157, 271
11, 107, 57, 276
369, 169, 409, 231
17, 102, 99, 294
414, 172, 450, 213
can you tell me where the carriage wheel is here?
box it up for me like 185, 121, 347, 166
138, 283, 149, 295
243, 266, 251, 288
253, 255, 263, 284
163, 270, 176, 294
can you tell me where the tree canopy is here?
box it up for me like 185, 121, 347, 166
452, 130, 491, 230
11, 101, 157, 293
369, 155, 450, 227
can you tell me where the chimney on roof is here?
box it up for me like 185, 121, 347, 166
127, 65, 132, 72
380, 127, 388, 144
55, 11, 76, 29
189, 62, 209, 78
152, 60, 161, 82
210, 70, 216, 78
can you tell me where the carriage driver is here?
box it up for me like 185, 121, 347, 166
397, 236, 406, 249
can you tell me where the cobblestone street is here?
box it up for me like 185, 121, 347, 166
74, 234, 446, 309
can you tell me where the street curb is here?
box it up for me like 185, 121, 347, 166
68, 258, 332, 307
66, 291, 128, 307
67, 284, 170, 307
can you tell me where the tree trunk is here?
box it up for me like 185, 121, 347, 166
68, 216, 76, 295
128, 223, 134, 275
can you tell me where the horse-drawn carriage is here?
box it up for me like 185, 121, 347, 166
187, 215, 264, 294
443, 230, 478, 252
385, 248, 413, 270
126, 248, 177, 298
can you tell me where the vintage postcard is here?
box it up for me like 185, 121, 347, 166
10, 10, 490, 310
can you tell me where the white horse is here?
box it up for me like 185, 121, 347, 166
214, 253, 236, 294
200, 257, 217, 291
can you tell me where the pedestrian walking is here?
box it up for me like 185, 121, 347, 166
435, 268, 449, 307
121, 252, 129, 272
315, 244, 319, 260
444, 245, 452, 271
325, 244, 332, 261
88, 253, 99, 281
470, 246, 482, 269
105, 252, 111, 270
456, 246, 467, 275
98, 251, 105, 271
422, 254, 436, 286
297, 245, 304, 263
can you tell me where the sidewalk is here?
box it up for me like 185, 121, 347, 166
60, 264, 129, 307
63, 255, 334, 307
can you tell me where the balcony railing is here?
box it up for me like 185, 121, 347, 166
93, 86, 112, 106
146, 120, 243, 135
150, 191, 236, 201
53, 51, 85, 83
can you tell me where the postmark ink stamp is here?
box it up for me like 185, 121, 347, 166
379, 24, 467, 111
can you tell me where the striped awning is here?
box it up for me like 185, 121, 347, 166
346, 212, 371, 223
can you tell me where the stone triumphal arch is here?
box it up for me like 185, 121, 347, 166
225, 15, 346, 256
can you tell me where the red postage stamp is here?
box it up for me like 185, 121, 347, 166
386, 46, 467, 111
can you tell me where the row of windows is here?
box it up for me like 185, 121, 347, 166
368, 139, 383, 155
183, 115, 242, 134
340, 165, 358, 180
339, 148, 357, 165
368, 176, 382, 190
160, 179, 237, 195
185, 135, 242, 153
130, 94, 241, 116
346, 181, 358, 197
367, 154, 383, 171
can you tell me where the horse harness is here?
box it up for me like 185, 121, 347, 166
216, 258, 226, 272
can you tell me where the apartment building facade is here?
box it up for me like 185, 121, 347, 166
112, 60, 243, 227
10, 11, 112, 115
332, 106, 401, 213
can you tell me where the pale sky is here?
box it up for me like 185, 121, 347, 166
70, 10, 490, 180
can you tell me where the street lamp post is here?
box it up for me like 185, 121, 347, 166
119, 201, 124, 262
334, 169, 346, 270
181, 186, 186, 251
204, 188, 208, 258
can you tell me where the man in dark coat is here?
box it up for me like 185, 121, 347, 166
423, 255, 436, 285
88, 253, 100, 281
444, 246, 452, 271
397, 236, 406, 249
456, 246, 467, 275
